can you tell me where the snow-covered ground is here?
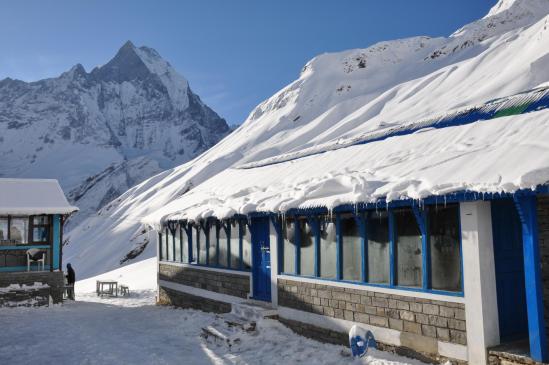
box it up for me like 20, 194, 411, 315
0, 261, 429, 365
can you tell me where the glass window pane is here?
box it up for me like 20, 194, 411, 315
166, 228, 173, 261
174, 228, 181, 262
429, 205, 462, 292
242, 222, 252, 270
198, 225, 207, 265
191, 225, 198, 264
218, 222, 229, 268
341, 214, 362, 281
33, 227, 49, 242
181, 227, 189, 263
33, 216, 49, 225
299, 219, 315, 276
395, 208, 422, 288
159, 233, 166, 261
319, 216, 337, 279
229, 221, 240, 269
282, 218, 296, 274
367, 211, 390, 284
10, 218, 28, 244
208, 223, 218, 266
0, 218, 7, 241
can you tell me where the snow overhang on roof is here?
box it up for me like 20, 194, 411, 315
0, 178, 78, 215
143, 107, 549, 228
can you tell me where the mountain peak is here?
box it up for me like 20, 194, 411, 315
121, 40, 136, 50
90, 41, 152, 83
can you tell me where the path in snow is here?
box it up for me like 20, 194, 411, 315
0, 289, 429, 365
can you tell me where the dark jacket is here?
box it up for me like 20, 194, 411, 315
66, 265, 75, 284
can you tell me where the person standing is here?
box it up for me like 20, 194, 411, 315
66, 263, 75, 300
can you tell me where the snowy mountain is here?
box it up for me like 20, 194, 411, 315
0, 41, 230, 225
65, 0, 549, 279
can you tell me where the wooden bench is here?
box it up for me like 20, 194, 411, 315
119, 285, 130, 296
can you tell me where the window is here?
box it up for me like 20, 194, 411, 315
31, 215, 50, 243
429, 205, 461, 292
10, 217, 28, 244
218, 222, 229, 268
191, 224, 198, 263
319, 216, 337, 279
165, 228, 172, 261
275, 205, 462, 295
282, 218, 296, 274
341, 214, 362, 281
181, 227, 189, 263
242, 222, 252, 270
367, 211, 390, 284
229, 220, 240, 269
198, 225, 207, 265
0, 218, 7, 241
208, 223, 218, 266
394, 208, 422, 288
174, 227, 181, 262
299, 218, 315, 276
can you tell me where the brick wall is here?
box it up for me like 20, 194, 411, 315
159, 263, 250, 299
278, 278, 466, 346
537, 195, 549, 335
158, 286, 231, 313
0, 271, 64, 304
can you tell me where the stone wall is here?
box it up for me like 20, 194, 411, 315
278, 278, 466, 347
158, 263, 250, 299
537, 195, 549, 336
158, 286, 231, 313
0, 271, 64, 305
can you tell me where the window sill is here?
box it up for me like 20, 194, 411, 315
277, 274, 465, 303
159, 261, 251, 276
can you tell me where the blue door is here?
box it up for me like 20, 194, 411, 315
492, 199, 528, 341
251, 217, 271, 302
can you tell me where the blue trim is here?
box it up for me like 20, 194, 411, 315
280, 273, 464, 297
514, 195, 548, 362
179, 226, 184, 263
158, 232, 163, 260
0, 265, 52, 272
0, 245, 51, 251
186, 226, 193, 263
309, 217, 320, 278
52, 214, 61, 270
295, 219, 301, 275
239, 87, 549, 170
336, 213, 342, 281
239, 220, 244, 271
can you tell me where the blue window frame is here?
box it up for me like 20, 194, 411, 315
159, 218, 251, 272
276, 203, 464, 296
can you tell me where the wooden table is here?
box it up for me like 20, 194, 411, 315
96, 280, 118, 297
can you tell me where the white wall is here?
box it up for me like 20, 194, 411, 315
460, 201, 500, 365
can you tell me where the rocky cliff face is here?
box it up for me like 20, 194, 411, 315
0, 41, 230, 224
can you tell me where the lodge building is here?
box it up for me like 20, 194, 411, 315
154, 87, 549, 364
0, 179, 77, 306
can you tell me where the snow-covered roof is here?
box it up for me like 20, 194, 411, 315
144, 107, 549, 226
0, 179, 78, 215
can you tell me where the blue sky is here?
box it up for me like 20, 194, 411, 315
0, 0, 496, 125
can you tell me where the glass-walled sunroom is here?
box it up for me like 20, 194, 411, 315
0, 215, 54, 272
278, 204, 463, 295
159, 218, 252, 272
